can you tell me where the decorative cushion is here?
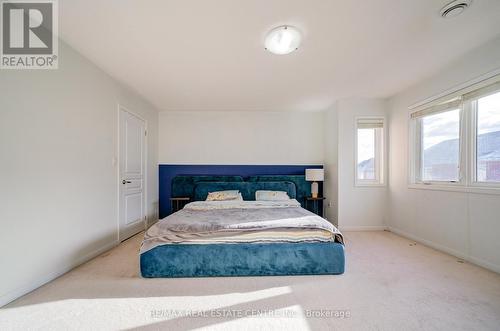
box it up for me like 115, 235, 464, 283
194, 182, 296, 201
255, 190, 290, 201
206, 190, 241, 201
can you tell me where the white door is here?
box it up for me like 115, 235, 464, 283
119, 108, 146, 241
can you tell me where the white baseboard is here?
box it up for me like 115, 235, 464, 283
467, 255, 500, 275
340, 225, 387, 231
387, 226, 467, 259
0, 240, 119, 307
387, 226, 500, 274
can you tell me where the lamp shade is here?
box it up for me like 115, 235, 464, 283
305, 169, 324, 182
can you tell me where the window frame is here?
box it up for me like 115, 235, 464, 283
408, 74, 500, 194
468, 88, 500, 188
410, 104, 465, 187
354, 116, 385, 187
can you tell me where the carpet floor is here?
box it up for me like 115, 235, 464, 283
1, 230, 500, 330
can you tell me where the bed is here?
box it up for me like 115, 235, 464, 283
140, 179, 345, 277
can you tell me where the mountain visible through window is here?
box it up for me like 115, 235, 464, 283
421, 109, 460, 182
477, 91, 500, 182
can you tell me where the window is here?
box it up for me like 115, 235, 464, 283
415, 106, 461, 183
410, 76, 500, 190
355, 118, 384, 185
357, 128, 376, 180
472, 89, 500, 184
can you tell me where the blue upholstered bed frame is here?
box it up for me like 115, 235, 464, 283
141, 242, 345, 277
141, 175, 344, 278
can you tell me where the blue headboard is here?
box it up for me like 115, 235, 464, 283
161, 166, 323, 218
193, 181, 297, 201
171, 175, 244, 198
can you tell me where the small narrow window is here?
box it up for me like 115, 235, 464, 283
355, 118, 384, 185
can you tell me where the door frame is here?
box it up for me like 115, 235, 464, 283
117, 104, 148, 242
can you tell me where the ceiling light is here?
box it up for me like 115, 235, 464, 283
440, 0, 472, 18
265, 25, 301, 55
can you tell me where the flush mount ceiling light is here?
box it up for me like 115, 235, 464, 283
440, 0, 472, 18
264, 25, 301, 55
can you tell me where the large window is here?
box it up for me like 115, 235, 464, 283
410, 76, 500, 190
356, 118, 384, 185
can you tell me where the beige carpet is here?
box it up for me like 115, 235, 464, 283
1, 231, 500, 330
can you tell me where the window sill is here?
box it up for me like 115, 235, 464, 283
408, 183, 500, 195
355, 182, 386, 188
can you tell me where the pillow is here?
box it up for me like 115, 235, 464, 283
255, 190, 290, 201
206, 190, 241, 201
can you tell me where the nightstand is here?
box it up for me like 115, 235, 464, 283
170, 197, 190, 213
305, 197, 326, 216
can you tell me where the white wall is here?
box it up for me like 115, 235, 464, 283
159, 104, 388, 229
323, 106, 339, 224
159, 111, 324, 165
336, 98, 388, 231
388, 36, 500, 273
0, 41, 159, 306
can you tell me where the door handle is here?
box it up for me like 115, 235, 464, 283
122, 180, 132, 184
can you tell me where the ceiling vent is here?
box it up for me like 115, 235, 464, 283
440, 0, 472, 18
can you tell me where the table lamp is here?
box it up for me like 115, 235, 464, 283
305, 169, 324, 198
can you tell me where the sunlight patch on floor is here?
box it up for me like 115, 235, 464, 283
0, 286, 298, 330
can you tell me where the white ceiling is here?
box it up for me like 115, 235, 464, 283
59, 0, 500, 111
